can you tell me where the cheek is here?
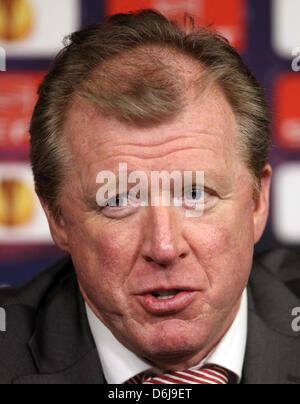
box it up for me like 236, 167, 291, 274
68, 221, 140, 300
69, 225, 140, 326
189, 219, 252, 261
95, 229, 138, 275
188, 219, 254, 302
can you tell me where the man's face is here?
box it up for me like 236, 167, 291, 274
47, 84, 271, 370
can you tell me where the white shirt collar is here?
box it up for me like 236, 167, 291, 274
85, 289, 248, 384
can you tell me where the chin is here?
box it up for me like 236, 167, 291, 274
130, 318, 210, 363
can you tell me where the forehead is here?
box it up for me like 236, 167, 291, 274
64, 84, 240, 175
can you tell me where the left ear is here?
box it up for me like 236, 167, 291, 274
39, 198, 71, 254
253, 164, 272, 244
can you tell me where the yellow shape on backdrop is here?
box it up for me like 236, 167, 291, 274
0, 0, 34, 41
0, 179, 34, 227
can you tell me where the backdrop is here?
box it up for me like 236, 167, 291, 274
0, 0, 299, 287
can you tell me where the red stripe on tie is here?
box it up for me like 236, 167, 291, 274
172, 371, 214, 384
145, 375, 186, 384
208, 365, 230, 380
126, 365, 230, 385
179, 370, 225, 384
197, 368, 229, 384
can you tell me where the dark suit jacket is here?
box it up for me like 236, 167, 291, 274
0, 248, 300, 384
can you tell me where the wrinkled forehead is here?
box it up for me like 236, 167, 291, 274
64, 82, 239, 168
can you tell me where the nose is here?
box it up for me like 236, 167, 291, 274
141, 206, 189, 268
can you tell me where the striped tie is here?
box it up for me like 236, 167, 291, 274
127, 365, 229, 384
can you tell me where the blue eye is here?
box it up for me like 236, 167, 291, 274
184, 188, 204, 201
108, 194, 128, 207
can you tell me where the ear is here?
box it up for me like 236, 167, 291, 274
39, 199, 71, 254
253, 164, 272, 244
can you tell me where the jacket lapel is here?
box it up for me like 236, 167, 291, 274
242, 259, 300, 384
13, 266, 104, 384
13, 349, 104, 384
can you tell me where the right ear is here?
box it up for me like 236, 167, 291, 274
39, 198, 71, 254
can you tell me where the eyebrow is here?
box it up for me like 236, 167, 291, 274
202, 170, 232, 191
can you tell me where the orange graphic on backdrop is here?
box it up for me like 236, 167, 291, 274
0, 179, 34, 227
0, 0, 34, 41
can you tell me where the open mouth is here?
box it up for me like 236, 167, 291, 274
151, 290, 183, 300
138, 289, 197, 314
